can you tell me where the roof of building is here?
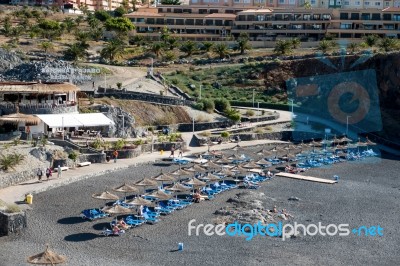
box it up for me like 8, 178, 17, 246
125, 11, 162, 17
0, 82, 79, 93
204, 13, 237, 18
382, 7, 400, 12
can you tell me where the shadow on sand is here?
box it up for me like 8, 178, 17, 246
152, 163, 172, 167
92, 222, 111, 231
64, 233, 99, 242
57, 217, 86, 225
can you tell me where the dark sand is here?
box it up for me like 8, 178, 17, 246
0, 149, 399, 266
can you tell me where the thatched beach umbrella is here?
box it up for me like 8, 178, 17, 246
152, 172, 176, 187
256, 158, 272, 166
184, 178, 206, 189
113, 184, 139, 198
27, 245, 66, 265
170, 168, 191, 181
135, 178, 158, 193
216, 169, 235, 177
340, 136, 353, 143
148, 190, 173, 200
215, 157, 231, 164
125, 197, 155, 207
92, 191, 119, 201
0, 113, 40, 126
204, 173, 221, 182
201, 160, 220, 170
165, 183, 191, 192
243, 162, 261, 169
102, 205, 133, 215
186, 164, 207, 173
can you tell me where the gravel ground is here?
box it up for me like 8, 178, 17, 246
0, 147, 399, 266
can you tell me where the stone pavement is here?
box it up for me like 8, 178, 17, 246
0, 138, 287, 207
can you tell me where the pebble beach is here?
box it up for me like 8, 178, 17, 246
0, 147, 399, 266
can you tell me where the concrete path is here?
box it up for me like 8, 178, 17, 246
0, 139, 287, 207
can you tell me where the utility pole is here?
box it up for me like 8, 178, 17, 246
252, 89, 255, 108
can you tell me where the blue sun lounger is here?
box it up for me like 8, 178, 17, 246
80, 209, 110, 221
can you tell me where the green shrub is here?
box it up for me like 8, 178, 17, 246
200, 98, 215, 113
68, 151, 78, 162
245, 110, 255, 117
113, 139, 127, 150
0, 154, 15, 171
12, 139, 20, 146
192, 102, 204, 111
133, 139, 144, 145
225, 109, 241, 123
199, 131, 211, 137
91, 139, 102, 150
214, 98, 231, 112
11, 153, 25, 165
221, 131, 230, 138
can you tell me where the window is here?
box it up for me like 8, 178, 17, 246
365, 1, 370, 5
243, 0, 251, 3
344, 1, 349, 5
311, 0, 316, 4
234, 0, 240, 2
385, 1, 390, 6
279, 0, 285, 3
354, 1, 360, 5
191, 0, 198, 2
375, 2, 381, 5
289, 0, 295, 4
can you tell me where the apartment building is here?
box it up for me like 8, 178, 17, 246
9, 0, 126, 11
126, 3, 400, 41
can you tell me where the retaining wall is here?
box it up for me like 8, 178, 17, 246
0, 211, 27, 237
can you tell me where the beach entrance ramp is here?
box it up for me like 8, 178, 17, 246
275, 172, 337, 184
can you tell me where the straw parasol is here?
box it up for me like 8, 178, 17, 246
185, 164, 207, 172
201, 160, 220, 169
165, 183, 191, 192
0, 113, 41, 125
243, 162, 261, 169
216, 169, 235, 177
92, 191, 119, 201
113, 184, 139, 197
184, 178, 206, 187
102, 205, 133, 215
152, 172, 176, 184
256, 158, 272, 166
170, 168, 191, 180
125, 197, 155, 207
148, 190, 173, 200
340, 136, 353, 143
135, 178, 158, 187
215, 157, 231, 164
27, 245, 66, 265
204, 173, 221, 182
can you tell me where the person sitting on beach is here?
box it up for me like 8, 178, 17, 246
271, 205, 278, 213
112, 224, 121, 235
193, 190, 202, 203
117, 219, 129, 230
267, 170, 273, 178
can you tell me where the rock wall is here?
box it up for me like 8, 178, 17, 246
0, 211, 27, 237
94, 105, 136, 138
177, 121, 235, 132
0, 169, 37, 189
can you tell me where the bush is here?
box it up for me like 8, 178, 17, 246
225, 109, 241, 123
214, 98, 231, 112
11, 153, 25, 165
200, 98, 215, 113
0, 154, 15, 171
221, 131, 230, 138
133, 139, 144, 145
91, 139, 102, 150
113, 139, 127, 150
192, 102, 204, 111
199, 131, 211, 137
253, 128, 265, 134
245, 110, 255, 117
68, 151, 78, 162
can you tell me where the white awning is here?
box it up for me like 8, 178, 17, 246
36, 113, 115, 128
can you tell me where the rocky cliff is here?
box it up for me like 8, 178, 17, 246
262, 52, 400, 145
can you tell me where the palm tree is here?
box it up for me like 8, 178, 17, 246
202, 41, 214, 52
167, 37, 179, 50
160, 26, 170, 45
291, 38, 301, 49
378, 37, 398, 52
149, 42, 163, 58
363, 34, 379, 48
318, 40, 331, 53
100, 39, 126, 62
348, 42, 358, 53
75, 31, 90, 43
63, 42, 88, 62
273, 40, 292, 55
39, 41, 54, 53
62, 17, 76, 33
303, 1, 312, 9
236, 32, 251, 55
180, 40, 197, 56
213, 43, 229, 59
90, 27, 103, 42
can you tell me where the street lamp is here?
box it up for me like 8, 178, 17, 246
346, 115, 351, 136
252, 89, 255, 108
257, 102, 260, 123
199, 85, 202, 100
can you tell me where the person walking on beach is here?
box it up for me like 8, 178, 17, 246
113, 150, 119, 163
178, 145, 183, 157
45, 167, 52, 181
57, 165, 62, 178
37, 168, 43, 182
169, 145, 175, 158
